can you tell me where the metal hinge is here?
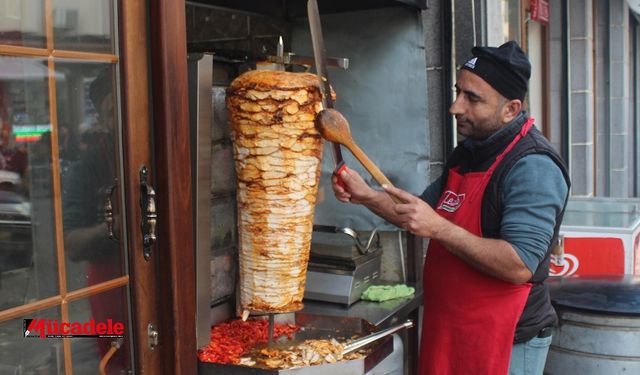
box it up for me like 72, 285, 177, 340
147, 323, 158, 350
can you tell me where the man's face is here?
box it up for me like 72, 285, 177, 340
449, 69, 509, 140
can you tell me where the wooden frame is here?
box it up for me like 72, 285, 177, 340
0, 0, 163, 373
119, 0, 163, 373
148, 0, 197, 373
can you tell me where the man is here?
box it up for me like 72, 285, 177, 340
330, 41, 570, 375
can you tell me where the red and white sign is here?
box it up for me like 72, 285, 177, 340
530, 0, 550, 25
550, 237, 625, 277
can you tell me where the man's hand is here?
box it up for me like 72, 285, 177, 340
331, 167, 376, 204
382, 184, 447, 238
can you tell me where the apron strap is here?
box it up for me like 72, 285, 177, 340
486, 117, 535, 175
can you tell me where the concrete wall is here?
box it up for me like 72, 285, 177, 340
576, 0, 635, 197
528, 21, 544, 129
478, 0, 640, 198
548, 0, 565, 153
607, 0, 631, 197
636, 21, 640, 197
423, 1, 447, 182
568, 0, 595, 197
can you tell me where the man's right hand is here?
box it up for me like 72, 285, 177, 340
331, 167, 375, 204
331, 166, 410, 228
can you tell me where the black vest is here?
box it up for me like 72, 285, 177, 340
443, 117, 571, 344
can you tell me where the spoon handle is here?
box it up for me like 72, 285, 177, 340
343, 141, 403, 204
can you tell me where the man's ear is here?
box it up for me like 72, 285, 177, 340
502, 99, 522, 123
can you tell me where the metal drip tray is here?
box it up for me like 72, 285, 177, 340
198, 313, 393, 374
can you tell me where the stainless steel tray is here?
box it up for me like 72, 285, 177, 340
198, 313, 393, 374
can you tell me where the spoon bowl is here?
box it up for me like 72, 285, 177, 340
315, 108, 354, 145
315, 109, 403, 204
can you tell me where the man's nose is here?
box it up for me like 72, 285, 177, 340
449, 95, 463, 115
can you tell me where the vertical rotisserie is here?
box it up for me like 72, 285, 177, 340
226, 70, 325, 314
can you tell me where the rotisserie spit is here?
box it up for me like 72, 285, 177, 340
226, 70, 327, 314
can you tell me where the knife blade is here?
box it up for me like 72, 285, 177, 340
308, 0, 346, 179
276, 36, 285, 71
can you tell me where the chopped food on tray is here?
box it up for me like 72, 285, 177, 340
252, 338, 366, 369
198, 318, 300, 364
198, 318, 368, 369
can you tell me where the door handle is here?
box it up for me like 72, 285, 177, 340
104, 184, 119, 241
140, 166, 157, 260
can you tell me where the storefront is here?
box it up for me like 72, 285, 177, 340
0, 0, 428, 373
2, 1, 639, 374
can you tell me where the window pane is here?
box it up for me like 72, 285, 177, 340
0, 307, 63, 373
501, 0, 521, 44
0, 56, 59, 311
0, 0, 46, 48
52, 0, 115, 53
69, 288, 132, 374
55, 62, 124, 290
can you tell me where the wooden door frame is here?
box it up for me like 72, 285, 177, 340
119, 0, 166, 373
148, 0, 197, 374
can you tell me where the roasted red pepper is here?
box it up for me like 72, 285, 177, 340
198, 319, 300, 364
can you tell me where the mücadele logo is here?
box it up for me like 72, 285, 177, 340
23, 318, 125, 339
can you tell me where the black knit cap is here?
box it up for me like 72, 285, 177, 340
461, 40, 531, 101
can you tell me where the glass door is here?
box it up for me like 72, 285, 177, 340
0, 1, 159, 373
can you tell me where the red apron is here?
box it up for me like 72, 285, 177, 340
418, 118, 535, 375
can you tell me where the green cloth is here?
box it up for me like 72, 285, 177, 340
361, 284, 415, 302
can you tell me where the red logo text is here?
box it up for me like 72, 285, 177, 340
23, 319, 125, 339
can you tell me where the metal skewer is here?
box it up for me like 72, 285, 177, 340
276, 36, 284, 71
267, 313, 275, 346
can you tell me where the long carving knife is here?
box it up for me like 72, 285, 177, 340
308, 0, 347, 185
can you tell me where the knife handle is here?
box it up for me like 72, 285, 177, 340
334, 161, 347, 190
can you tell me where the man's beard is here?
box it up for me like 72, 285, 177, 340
456, 110, 504, 140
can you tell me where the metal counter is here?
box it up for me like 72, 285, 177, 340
302, 289, 423, 375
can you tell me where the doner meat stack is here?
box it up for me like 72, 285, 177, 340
226, 70, 325, 314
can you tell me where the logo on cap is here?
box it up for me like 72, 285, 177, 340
464, 57, 477, 69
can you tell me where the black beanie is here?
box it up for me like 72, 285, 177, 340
460, 41, 531, 101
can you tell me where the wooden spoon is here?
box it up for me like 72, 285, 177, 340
315, 108, 403, 204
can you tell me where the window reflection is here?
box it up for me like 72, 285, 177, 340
69, 289, 131, 374
501, 0, 522, 45
52, 0, 115, 53
0, 0, 46, 48
55, 62, 124, 291
0, 307, 62, 373
0, 56, 58, 311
